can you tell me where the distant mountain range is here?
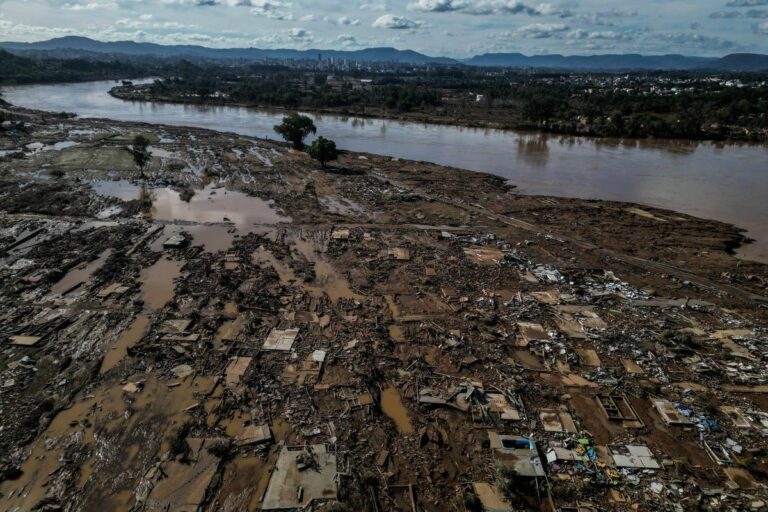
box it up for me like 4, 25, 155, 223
2, 36, 768, 71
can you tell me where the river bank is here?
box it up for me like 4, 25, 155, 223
109, 84, 768, 144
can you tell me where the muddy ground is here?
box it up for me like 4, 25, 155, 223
0, 105, 767, 512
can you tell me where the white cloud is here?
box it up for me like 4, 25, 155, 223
61, 1, 116, 10
653, 32, 743, 51
754, 20, 768, 33
115, 17, 197, 29
409, 0, 554, 16
324, 15, 360, 25
408, 0, 460, 12
161, 0, 220, 6
710, 10, 742, 18
336, 33, 359, 46
567, 29, 634, 41
536, 3, 572, 17
287, 27, 309, 38
360, 1, 389, 11
515, 22, 569, 38
572, 9, 637, 26
248, 0, 293, 20
0, 18, 74, 39
372, 14, 425, 29
726, 0, 768, 6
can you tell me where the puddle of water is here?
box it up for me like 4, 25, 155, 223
148, 145, 176, 158
388, 324, 405, 343
68, 128, 102, 137
217, 455, 273, 511
319, 196, 366, 216
188, 224, 237, 253
150, 185, 290, 227
51, 248, 112, 295
52, 141, 79, 150
290, 235, 364, 302
224, 302, 238, 316
154, 224, 236, 253
25, 141, 80, 152
310, 258, 363, 302
385, 295, 401, 320
381, 386, 413, 434
252, 246, 297, 284
100, 314, 151, 373
220, 410, 250, 438
74, 220, 120, 232
139, 257, 183, 311
96, 205, 123, 219
270, 416, 293, 443
215, 316, 245, 351
91, 179, 142, 201
92, 181, 291, 234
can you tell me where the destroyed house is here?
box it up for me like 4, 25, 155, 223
489, 433, 546, 478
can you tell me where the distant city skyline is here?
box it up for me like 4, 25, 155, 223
1, 0, 767, 57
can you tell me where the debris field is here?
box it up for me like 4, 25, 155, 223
1, 105, 767, 512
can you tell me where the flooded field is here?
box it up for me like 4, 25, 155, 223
4, 79, 768, 262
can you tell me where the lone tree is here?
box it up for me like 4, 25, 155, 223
305, 137, 338, 168
274, 113, 316, 150
132, 135, 152, 178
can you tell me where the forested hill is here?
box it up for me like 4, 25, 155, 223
2, 37, 768, 71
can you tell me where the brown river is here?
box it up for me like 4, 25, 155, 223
3, 79, 767, 263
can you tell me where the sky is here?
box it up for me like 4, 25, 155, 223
0, 0, 767, 57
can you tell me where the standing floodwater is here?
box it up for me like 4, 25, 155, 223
3, 79, 767, 263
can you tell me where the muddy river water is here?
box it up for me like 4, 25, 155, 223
3, 79, 767, 263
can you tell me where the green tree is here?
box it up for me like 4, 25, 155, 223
305, 136, 338, 168
131, 135, 152, 178
521, 97, 558, 124
273, 113, 316, 149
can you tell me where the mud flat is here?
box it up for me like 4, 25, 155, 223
0, 104, 766, 512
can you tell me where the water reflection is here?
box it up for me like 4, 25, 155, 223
516, 134, 549, 168
92, 180, 291, 227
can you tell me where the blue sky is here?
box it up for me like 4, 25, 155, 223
0, 0, 766, 57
